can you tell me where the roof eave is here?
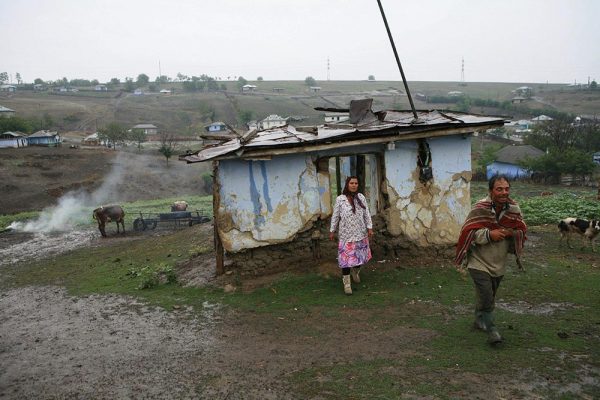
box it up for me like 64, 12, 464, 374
200, 122, 502, 162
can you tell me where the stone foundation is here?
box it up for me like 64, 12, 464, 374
224, 216, 455, 276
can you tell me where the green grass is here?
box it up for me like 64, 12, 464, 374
2, 183, 599, 398
470, 181, 600, 225
0, 211, 40, 230
0, 195, 213, 230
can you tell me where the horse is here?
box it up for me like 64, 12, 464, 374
92, 205, 125, 237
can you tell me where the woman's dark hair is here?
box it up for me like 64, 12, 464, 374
342, 176, 366, 213
488, 174, 511, 190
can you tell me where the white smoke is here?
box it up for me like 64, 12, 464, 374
7, 148, 209, 234
10, 152, 128, 233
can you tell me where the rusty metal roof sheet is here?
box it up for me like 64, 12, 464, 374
182, 101, 505, 163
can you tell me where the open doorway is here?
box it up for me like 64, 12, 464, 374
326, 154, 380, 215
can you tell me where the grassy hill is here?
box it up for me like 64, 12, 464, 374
2, 80, 597, 135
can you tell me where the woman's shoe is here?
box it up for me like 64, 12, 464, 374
342, 275, 352, 295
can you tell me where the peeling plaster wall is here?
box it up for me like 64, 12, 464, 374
383, 135, 472, 246
217, 154, 327, 252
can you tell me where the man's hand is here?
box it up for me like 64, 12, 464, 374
329, 232, 335, 241
489, 228, 513, 242
368, 229, 374, 238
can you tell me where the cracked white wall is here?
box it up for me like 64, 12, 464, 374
383, 135, 472, 246
216, 154, 328, 252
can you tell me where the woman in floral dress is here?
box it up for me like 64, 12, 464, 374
329, 176, 373, 295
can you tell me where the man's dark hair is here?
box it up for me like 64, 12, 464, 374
488, 174, 511, 190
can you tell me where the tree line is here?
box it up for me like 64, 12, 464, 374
521, 119, 600, 181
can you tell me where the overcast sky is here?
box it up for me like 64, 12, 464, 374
1, 0, 598, 84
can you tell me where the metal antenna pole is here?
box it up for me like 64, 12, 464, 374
376, 0, 419, 121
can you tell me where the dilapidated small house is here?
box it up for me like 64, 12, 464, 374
183, 99, 504, 274
27, 130, 61, 146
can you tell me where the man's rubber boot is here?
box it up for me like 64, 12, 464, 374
351, 267, 361, 284
473, 311, 486, 331
482, 311, 503, 344
342, 275, 352, 295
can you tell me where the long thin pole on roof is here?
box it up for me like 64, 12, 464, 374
376, 0, 419, 121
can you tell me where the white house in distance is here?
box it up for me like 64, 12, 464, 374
242, 84, 257, 92
205, 122, 228, 133
134, 88, 144, 96
0, 105, 15, 118
132, 124, 158, 135
325, 113, 350, 123
160, 89, 172, 94
531, 115, 553, 123
0, 85, 16, 92
514, 86, 532, 97
260, 114, 288, 130
0, 132, 28, 148
94, 84, 107, 91
309, 86, 321, 93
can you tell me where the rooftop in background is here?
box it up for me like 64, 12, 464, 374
496, 144, 544, 164
132, 124, 157, 129
183, 98, 505, 163
28, 130, 59, 138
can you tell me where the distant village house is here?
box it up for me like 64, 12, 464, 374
259, 114, 288, 130
132, 124, 158, 135
325, 113, 350, 123
0, 85, 16, 93
486, 144, 544, 180
27, 130, 61, 147
0, 105, 15, 118
0, 132, 28, 148
242, 84, 257, 92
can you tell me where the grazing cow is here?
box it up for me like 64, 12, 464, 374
558, 217, 600, 252
171, 200, 188, 212
93, 205, 125, 237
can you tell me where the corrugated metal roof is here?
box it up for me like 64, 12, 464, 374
0, 131, 24, 138
183, 101, 505, 163
133, 124, 157, 129
28, 130, 59, 138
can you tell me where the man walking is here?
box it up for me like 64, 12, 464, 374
455, 175, 527, 344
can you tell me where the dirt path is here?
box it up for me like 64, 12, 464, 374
0, 284, 443, 399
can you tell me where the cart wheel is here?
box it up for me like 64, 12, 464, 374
133, 218, 146, 231
188, 220, 194, 227
149, 220, 158, 230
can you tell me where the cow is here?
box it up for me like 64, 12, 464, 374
558, 217, 600, 252
171, 200, 188, 212
93, 205, 125, 237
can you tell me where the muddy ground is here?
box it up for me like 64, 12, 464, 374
1, 225, 598, 399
